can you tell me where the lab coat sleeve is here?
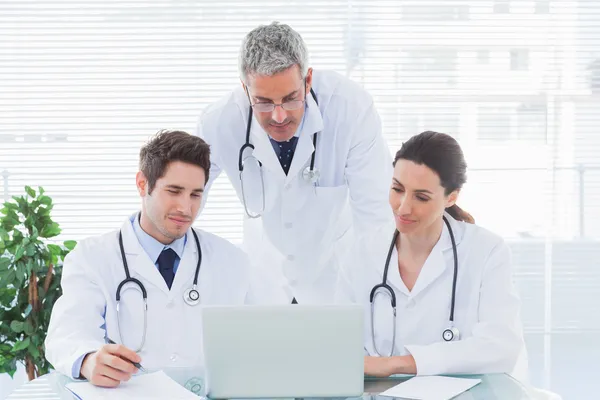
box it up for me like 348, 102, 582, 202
344, 101, 393, 232
195, 115, 223, 210
404, 241, 523, 376
44, 242, 108, 378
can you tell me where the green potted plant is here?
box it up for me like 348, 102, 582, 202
0, 186, 76, 380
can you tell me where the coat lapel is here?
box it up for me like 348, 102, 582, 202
285, 93, 324, 184
169, 228, 199, 297
410, 214, 465, 297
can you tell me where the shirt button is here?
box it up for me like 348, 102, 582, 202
170, 353, 178, 362
287, 255, 295, 261
406, 299, 415, 309
166, 301, 175, 309
284, 222, 293, 229
285, 183, 292, 190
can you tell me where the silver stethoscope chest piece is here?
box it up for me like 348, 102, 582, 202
184, 285, 201, 306
302, 166, 320, 184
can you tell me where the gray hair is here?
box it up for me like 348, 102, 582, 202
239, 22, 309, 84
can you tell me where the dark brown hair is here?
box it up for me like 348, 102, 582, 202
393, 131, 474, 223
139, 130, 210, 194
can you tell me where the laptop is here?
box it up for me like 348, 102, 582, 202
201, 304, 364, 399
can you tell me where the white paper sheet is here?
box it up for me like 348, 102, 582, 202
379, 376, 481, 400
65, 370, 199, 400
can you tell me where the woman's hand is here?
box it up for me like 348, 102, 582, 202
364, 355, 417, 377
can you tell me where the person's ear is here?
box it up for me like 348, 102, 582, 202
305, 67, 313, 93
445, 189, 459, 208
136, 171, 148, 196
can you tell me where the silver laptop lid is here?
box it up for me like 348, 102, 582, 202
201, 304, 364, 399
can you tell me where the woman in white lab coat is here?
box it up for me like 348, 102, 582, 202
336, 131, 529, 382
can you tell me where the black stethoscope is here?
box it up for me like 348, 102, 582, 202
115, 227, 202, 352
369, 216, 460, 357
237, 88, 320, 218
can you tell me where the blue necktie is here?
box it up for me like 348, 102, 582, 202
157, 248, 177, 289
274, 137, 298, 175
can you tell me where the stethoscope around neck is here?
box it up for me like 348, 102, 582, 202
238, 88, 320, 219
369, 215, 460, 357
115, 228, 202, 352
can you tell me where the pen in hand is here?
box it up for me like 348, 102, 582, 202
106, 338, 146, 372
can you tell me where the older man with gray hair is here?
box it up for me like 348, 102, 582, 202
196, 22, 392, 304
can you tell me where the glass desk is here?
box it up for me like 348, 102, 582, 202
7, 368, 538, 399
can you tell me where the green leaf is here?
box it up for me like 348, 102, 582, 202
1, 215, 19, 231
38, 195, 52, 206
25, 186, 36, 198
0, 257, 9, 271
64, 240, 77, 251
0, 358, 17, 377
13, 229, 24, 244
4, 269, 16, 286
10, 320, 24, 333
37, 204, 53, 217
27, 343, 40, 359
0, 287, 16, 304
16, 259, 26, 275
30, 199, 40, 210
12, 196, 27, 212
25, 259, 34, 274
30, 334, 41, 347
0, 343, 12, 354
11, 337, 30, 352
41, 223, 61, 238
47, 244, 63, 256
2, 203, 18, 212
38, 187, 45, 195
23, 320, 34, 335
25, 243, 37, 257
24, 216, 36, 232
13, 245, 24, 261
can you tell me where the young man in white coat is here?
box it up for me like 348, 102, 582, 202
45, 130, 286, 387
196, 22, 392, 304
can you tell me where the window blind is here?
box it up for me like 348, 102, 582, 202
1, 1, 599, 397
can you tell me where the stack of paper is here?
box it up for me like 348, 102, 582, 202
65, 370, 199, 400
379, 376, 481, 400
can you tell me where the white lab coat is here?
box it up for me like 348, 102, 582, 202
335, 213, 529, 382
197, 70, 392, 304
45, 217, 287, 378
